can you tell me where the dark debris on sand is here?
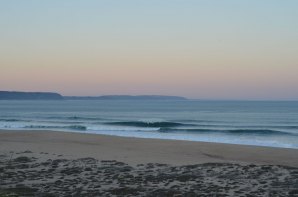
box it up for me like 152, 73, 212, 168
0, 152, 298, 197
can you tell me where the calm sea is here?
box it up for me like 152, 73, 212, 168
0, 100, 298, 149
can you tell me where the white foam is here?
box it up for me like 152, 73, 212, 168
138, 118, 166, 123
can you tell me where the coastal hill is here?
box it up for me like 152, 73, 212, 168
0, 91, 63, 100
0, 91, 187, 100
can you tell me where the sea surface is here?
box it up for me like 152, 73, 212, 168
0, 100, 298, 149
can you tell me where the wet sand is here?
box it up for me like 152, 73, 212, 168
1, 130, 298, 196
0, 130, 298, 167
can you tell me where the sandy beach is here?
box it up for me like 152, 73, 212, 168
0, 130, 298, 166
1, 130, 298, 196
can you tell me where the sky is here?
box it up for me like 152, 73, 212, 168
0, 0, 298, 100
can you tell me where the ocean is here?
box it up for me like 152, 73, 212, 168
0, 100, 298, 149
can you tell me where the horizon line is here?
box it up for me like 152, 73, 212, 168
0, 90, 297, 101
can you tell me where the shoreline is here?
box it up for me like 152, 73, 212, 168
1, 129, 298, 167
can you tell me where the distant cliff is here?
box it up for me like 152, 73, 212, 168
0, 91, 64, 100
64, 95, 187, 100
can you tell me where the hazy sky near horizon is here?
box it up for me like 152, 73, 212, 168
1, 0, 298, 100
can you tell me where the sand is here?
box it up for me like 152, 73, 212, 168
1, 130, 298, 196
0, 130, 297, 167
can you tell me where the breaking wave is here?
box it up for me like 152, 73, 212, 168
159, 128, 295, 135
24, 125, 87, 131
105, 120, 192, 128
0, 118, 24, 122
